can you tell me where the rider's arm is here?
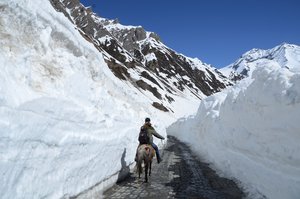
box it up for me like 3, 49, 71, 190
149, 128, 165, 140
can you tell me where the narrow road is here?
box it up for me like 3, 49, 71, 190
103, 136, 245, 199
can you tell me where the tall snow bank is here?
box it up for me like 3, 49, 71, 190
0, 0, 171, 198
168, 60, 300, 199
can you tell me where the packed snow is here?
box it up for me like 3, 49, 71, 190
0, 0, 200, 198
168, 58, 300, 198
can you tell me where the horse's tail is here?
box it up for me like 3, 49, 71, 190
144, 146, 153, 162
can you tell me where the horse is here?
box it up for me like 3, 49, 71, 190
136, 144, 155, 182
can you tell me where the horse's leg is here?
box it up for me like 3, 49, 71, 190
144, 162, 148, 182
149, 160, 152, 176
138, 161, 142, 179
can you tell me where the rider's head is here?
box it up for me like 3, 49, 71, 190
145, 117, 151, 123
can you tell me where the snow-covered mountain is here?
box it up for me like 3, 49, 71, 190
50, 0, 231, 105
220, 43, 300, 81
0, 0, 231, 198
169, 44, 300, 199
2, 0, 299, 198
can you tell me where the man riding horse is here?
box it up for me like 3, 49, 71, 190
136, 117, 165, 163
135, 117, 165, 182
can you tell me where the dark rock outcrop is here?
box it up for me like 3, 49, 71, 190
49, 0, 232, 111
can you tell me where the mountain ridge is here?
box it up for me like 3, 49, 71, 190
220, 43, 300, 81
50, 0, 231, 112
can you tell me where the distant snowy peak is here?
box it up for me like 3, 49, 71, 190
239, 43, 299, 70
49, 0, 232, 112
221, 43, 300, 81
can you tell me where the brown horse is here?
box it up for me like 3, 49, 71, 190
136, 144, 155, 182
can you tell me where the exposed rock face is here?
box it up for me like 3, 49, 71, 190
49, 0, 231, 111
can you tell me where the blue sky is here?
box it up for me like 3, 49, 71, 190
80, 0, 300, 68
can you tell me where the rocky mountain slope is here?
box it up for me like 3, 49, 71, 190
50, 0, 231, 112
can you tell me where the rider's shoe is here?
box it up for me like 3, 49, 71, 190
157, 157, 162, 164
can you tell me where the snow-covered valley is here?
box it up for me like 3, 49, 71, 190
0, 0, 300, 199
